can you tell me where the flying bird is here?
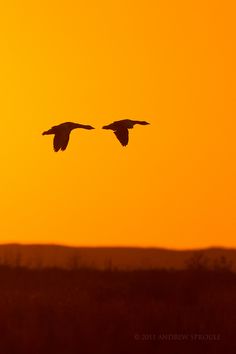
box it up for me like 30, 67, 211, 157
42, 122, 95, 152
102, 119, 150, 146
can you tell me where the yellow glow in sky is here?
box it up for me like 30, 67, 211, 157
0, 0, 235, 249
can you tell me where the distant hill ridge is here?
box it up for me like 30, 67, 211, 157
0, 244, 235, 271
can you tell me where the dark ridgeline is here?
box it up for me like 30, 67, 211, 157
102, 119, 150, 146
0, 244, 236, 270
0, 256, 235, 354
42, 122, 95, 152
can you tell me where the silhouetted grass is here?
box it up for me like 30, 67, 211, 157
0, 265, 235, 354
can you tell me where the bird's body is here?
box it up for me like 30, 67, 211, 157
102, 119, 150, 146
42, 122, 94, 152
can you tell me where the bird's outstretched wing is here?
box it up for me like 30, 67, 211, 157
114, 128, 129, 146
53, 132, 70, 152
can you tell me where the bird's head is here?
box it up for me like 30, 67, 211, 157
83, 125, 95, 130
138, 121, 150, 125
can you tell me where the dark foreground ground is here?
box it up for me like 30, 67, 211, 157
0, 266, 235, 354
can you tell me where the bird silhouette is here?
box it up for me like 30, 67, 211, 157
102, 119, 150, 146
42, 122, 95, 152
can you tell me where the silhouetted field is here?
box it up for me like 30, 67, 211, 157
0, 265, 235, 354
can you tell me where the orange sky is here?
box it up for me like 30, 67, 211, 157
0, 0, 235, 249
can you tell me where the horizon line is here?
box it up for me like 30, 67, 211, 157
0, 242, 235, 252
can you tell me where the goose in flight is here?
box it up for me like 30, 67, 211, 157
42, 122, 95, 152
102, 119, 150, 146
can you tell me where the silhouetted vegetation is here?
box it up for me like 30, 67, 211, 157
0, 263, 235, 354
186, 253, 233, 273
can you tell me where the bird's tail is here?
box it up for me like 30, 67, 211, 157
42, 129, 53, 135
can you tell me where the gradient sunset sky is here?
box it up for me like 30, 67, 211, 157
0, 0, 235, 249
